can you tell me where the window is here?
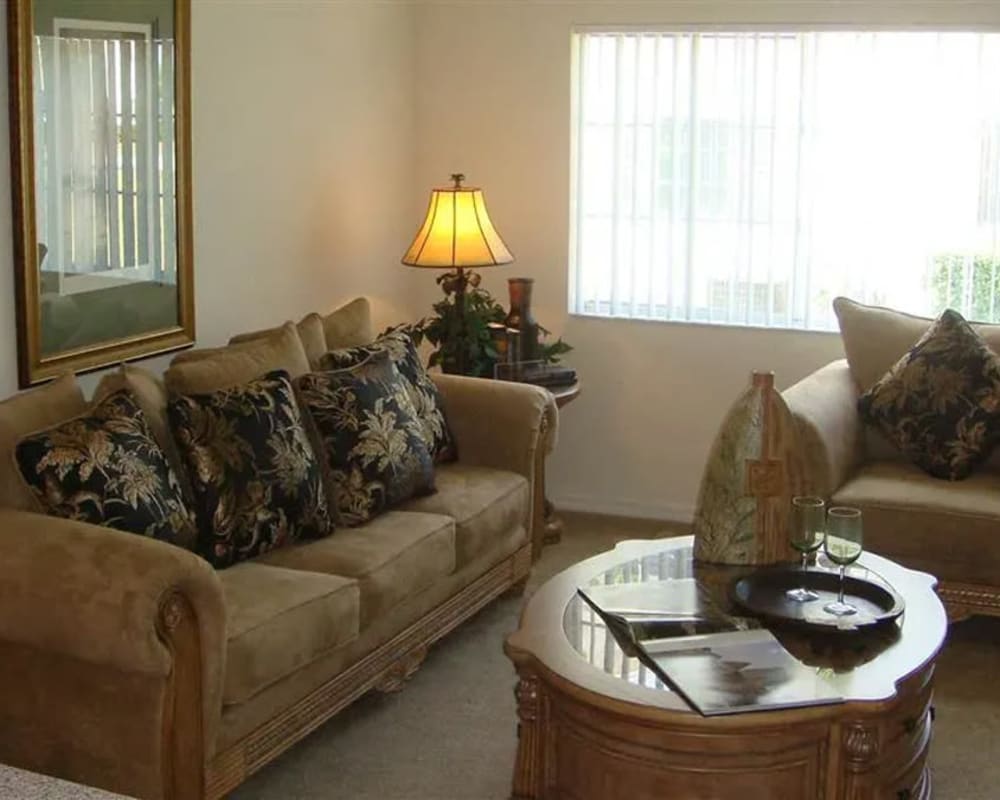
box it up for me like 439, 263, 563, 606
570, 30, 1000, 330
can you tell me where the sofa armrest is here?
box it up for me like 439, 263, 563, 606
782, 359, 864, 497
432, 374, 557, 479
0, 510, 226, 771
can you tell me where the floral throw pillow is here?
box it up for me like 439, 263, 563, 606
319, 329, 456, 463
858, 309, 1000, 480
167, 370, 333, 568
297, 353, 435, 526
15, 390, 196, 545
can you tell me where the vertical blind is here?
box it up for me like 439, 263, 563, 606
570, 31, 1000, 330
34, 25, 176, 290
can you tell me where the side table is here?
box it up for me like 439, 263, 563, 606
540, 381, 580, 547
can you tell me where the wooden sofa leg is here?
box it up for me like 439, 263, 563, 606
375, 646, 429, 694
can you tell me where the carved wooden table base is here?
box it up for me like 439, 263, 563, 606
508, 662, 934, 800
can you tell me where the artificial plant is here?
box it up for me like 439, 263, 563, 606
396, 270, 573, 377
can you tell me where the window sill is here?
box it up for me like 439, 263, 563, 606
567, 310, 842, 337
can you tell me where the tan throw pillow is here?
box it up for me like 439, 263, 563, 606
229, 313, 327, 369
834, 296, 1000, 392
323, 297, 373, 349
0, 373, 87, 511
165, 321, 310, 395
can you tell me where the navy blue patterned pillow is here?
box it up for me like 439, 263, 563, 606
320, 330, 456, 463
167, 370, 333, 568
16, 390, 196, 545
297, 353, 435, 526
858, 309, 1000, 480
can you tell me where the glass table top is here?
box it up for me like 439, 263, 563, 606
561, 540, 905, 694
563, 543, 701, 693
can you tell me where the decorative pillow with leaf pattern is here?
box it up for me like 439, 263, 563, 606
858, 309, 1000, 480
297, 353, 435, 526
15, 390, 197, 545
319, 329, 456, 463
167, 370, 333, 568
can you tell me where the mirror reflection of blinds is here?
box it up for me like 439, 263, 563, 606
33, 22, 176, 287
570, 31, 1000, 330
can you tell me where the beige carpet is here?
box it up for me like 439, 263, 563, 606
232, 512, 1000, 799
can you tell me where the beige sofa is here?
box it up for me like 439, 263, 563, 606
0, 298, 556, 799
783, 297, 1000, 622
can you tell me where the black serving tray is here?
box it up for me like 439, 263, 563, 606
731, 566, 905, 633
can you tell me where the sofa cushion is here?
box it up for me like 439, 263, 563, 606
0, 373, 87, 511
858, 309, 1000, 480
296, 354, 435, 526
321, 329, 457, 463
257, 510, 455, 625
220, 562, 360, 705
323, 297, 373, 349
399, 463, 528, 568
168, 371, 333, 568
229, 313, 328, 370
834, 296, 1000, 392
831, 460, 1000, 585
165, 321, 311, 395
15, 390, 197, 545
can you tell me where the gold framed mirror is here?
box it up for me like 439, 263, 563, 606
8, 0, 193, 387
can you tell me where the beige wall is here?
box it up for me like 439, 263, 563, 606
0, 0, 424, 398
413, 0, 1000, 520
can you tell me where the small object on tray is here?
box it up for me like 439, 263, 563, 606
731, 566, 905, 633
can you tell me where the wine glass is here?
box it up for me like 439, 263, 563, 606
786, 496, 825, 602
823, 507, 864, 616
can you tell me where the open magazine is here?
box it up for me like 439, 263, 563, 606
577, 586, 842, 716
576, 580, 744, 651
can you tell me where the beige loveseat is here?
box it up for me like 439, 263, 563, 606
783, 297, 1000, 622
0, 298, 556, 799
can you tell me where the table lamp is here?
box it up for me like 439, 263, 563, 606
402, 173, 514, 373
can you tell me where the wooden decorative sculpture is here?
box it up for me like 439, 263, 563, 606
692, 371, 804, 565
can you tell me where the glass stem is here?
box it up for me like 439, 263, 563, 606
838, 565, 846, 605
801, 551, 808, 570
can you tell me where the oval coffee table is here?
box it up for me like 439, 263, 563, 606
505, 536, 946, 800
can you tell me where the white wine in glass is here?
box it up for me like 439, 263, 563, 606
787, 496, 825, 602
824, 507, 863, 616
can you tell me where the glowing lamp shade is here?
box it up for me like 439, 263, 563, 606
402, 175, 513, 268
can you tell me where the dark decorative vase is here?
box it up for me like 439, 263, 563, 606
505, 278, 540, 362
